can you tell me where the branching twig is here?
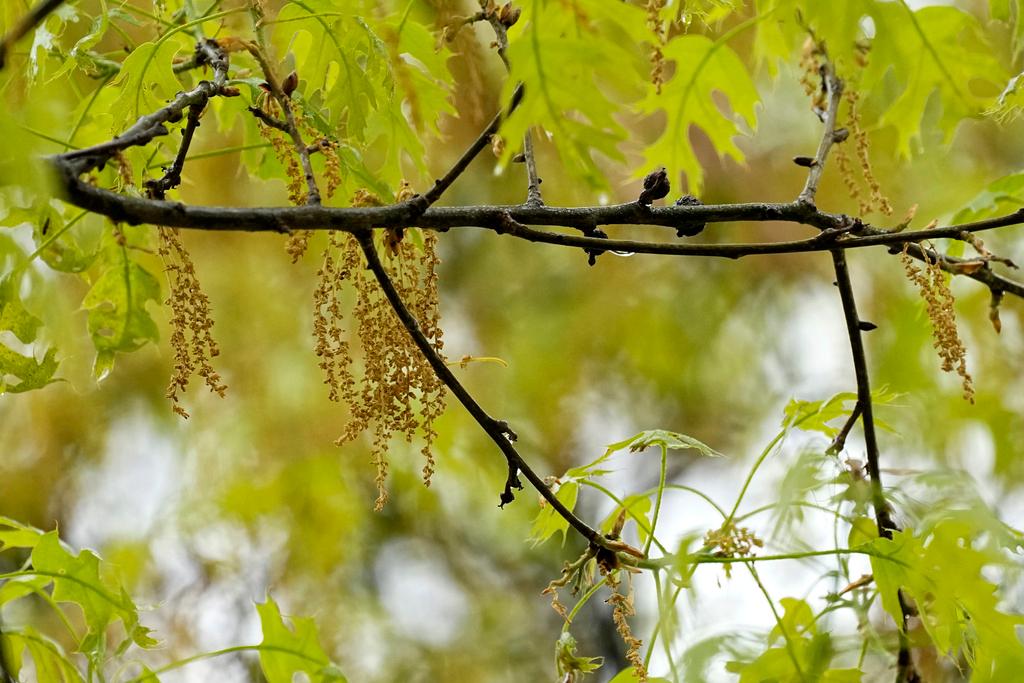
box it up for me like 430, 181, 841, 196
831, 251, 896, 535
243, 41, 320, 205
418, 84, 525, 209
480, 1, 542, 205
145, 104, 205, 199
800, 46, 919, 681
827, 402, 862, 455
833, 249, 920, 683
355, 230, 610, 551
798, 58, 844, 205
58, 39, 229, 176
246, 106, 289, 132
0, 0, 66, 70
44, 172, 1024, 299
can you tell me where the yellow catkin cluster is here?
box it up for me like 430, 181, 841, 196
112, 151, 134, 190
293, 101, 341, 199
829, 43, 892, 217
703, 523, 764, 578
646, 0, 667, 95
899, 245, 975, 402
158, 227, 227, 418
846, 89, 892, 216
318, 139, 343, 199
606, 584, 647, 682
545, 587, 570, 621
255, 119, 306, 206
313, 189, 446, 510
275, 104, 343, 263
798, 37, 826, 112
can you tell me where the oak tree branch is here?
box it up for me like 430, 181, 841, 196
355, 230, 609, 551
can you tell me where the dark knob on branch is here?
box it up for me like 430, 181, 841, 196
585, 228, 608, 266
674, 194, 706, 237
638, 166, 670, 205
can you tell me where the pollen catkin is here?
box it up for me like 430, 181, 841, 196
798, 37, 826, 112
253, 101, 322, 260
607, 584, 647, 682
703, 523, 764, 579
847, 90, 892, 216
256, 119, 306, 205
899, 245, 974, 402
113, 151, 134, 190
646, 0, 667, 95
314, 188, 447, 509
159, 227, 227, 418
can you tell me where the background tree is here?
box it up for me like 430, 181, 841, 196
1, 1, 1024, 681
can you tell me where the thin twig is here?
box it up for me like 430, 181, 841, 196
522, 131, 543, 206
832, 249, 920, 683
145, 104, 205, 199
59, 39, 229, 176
418, 84, 525, 208
481, 2, 543, 205
798, 59, 844, 205
246, 106, 289, 132
827, 402, 863, 454
243, 41, 320, 205
797, 45, 919, 680
354, 230, 610, 551
0, 0, 66, 70
831, 251, 895, 535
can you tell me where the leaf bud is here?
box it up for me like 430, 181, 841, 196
498, 3, 521, 27
281, 70, 299, 97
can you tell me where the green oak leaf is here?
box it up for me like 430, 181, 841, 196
0, 344, 59, 394
529, 480, 579, 546
109, 39, 184, 131
81, 240, 161, 376
640, 34, 759, 194
30, 532, 156, 653
868, 521, 1024, 679
500, 0, 648, 188
0, 275, 42, 343
256, 597, 346, 683
3, 627, 84, 683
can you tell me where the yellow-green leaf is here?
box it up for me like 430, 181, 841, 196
640, 34, 759, 194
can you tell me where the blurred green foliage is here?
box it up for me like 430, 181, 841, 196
2, 0, 1024, 681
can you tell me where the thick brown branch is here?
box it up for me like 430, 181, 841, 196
355, 231, 608, 550
0, 0, 65, 70
44, 173, 1024, 298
